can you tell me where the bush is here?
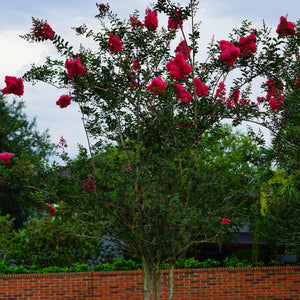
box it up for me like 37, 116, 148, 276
0, 257, 297, 275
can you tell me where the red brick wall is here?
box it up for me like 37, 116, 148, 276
0, 266, 299, 299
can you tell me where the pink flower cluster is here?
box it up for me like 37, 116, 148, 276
269, 94, 284, 111
227, 90, 250, 107
218, 34, 257, 66
174, 82, 193, 103
237, 34, 257, 56
147, 77, 167, 96
215, 82, 226, 100
218, 40, 240, 67
109, 33, 123, 53
33, 22, 54, 40
0, 152, 13, 163
65, 57, 86, 79
174, 40, 191, 60
121, 167, 130, 172
56, 95, 71, 108
83, 174, 96, 193
227, 89, 240, 106
56, 136, 68, 148
276, 16, 295, 37
215, 84, 250, 107
144, 9, 158, 30
133, 59, 141, 70
46, 203, 56, 217
166, 52, 192, 81
220, 217, 230, 225
194, 78, 209, 97
257, 78, 284, 111
1, 76, 24, 97
168, 10, 183, 31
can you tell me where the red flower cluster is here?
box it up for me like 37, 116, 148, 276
269, 94, 284, 111
224, 90, 251, 107
168, 10, 183, 31
174, 40, 191, 60
237, 34, 257, 56
276, 16, 295, 37
0, 152, 13, 163
121, 167, 130, 172
166, 52, 192, 81
56, 136, 68, 148
147, 76, 167, 96
194, 77, 208, 97
227, 89, 240, 106
109, 33, 123, 53
296, 77, 300, 87
257, 79, 284, 111
144, 9, 158, 30
218, 40, 240, 67
83, 175, 96, 193
215, 82, 226, 100
266, 79, 284, 110
65, 57, 86, 79
174, 83, 193, 104
133, 59, 141, 70
56, 95, 71, 108
220, 217, 230, 225
46, 203, 56, 217
130, 15, 144, 28
239, 98, 251, 107
1, 76, 24, 97
33, 22, 54, 40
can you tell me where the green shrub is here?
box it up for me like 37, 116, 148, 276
94, 258, 140, 271
1, 257, 297, 275
70, 263, 92, 272
223, 256, 253, 268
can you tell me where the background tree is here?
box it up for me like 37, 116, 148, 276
250, 81, 300, 262
0, 94, 54, 228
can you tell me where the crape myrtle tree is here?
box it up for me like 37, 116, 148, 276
1, 0, 299, 298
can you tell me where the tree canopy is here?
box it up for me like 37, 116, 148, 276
0, 94, 54, 228
1, 0, 299, 299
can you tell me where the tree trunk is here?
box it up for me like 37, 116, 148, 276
141, 256, 151, 300
168, 264, 175, 300
153, 262, 161, 300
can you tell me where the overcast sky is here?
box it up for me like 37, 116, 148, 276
1, 0, 299, 161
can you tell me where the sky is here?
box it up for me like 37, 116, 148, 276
0, 0, 299, 161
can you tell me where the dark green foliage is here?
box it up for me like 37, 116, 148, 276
0, 213, 106, 268
0, 95, 54, 228
1, 256, 298, 274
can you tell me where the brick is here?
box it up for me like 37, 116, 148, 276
0, 267, 299, 299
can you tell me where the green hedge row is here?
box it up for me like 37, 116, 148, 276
0, 257, 297, 275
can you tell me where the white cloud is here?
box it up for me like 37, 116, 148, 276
0, 30, 50, 79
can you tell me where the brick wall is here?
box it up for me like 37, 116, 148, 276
0, 266, 299, 299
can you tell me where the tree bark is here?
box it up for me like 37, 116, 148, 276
168, 264, 175, 300
153, 262, 161, 300
142, 256, 151, 300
